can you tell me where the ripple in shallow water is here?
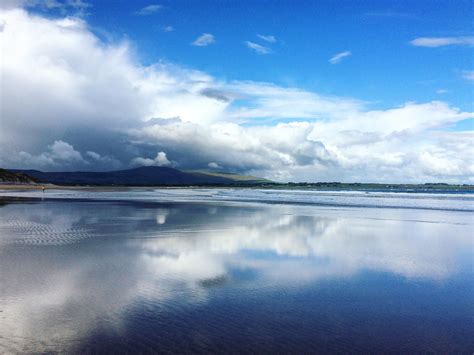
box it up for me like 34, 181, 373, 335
0, 219, 93, 246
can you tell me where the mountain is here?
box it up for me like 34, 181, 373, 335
0, 168, 39, 184
186, 170, 271, 182
9, 166, 270, 186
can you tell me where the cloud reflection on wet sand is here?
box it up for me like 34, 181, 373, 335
0, 199, 472, 353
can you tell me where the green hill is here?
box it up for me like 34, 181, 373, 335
186, 170, 272, 183
8, 166, 271, 186
0, 168, 39, 184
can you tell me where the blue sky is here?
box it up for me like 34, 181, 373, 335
31, 0, 473, 111
1, 0, 473, 182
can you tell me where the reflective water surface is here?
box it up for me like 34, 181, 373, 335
0, 194, 473, 353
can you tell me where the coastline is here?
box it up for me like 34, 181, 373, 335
1, 183, 473, 194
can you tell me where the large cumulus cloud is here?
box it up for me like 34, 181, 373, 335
0, 7, 472, 182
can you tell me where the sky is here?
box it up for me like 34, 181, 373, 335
0, 0, 473, 183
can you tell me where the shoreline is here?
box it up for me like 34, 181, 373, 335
1, 183, 473, 194
1, 186, 473, 214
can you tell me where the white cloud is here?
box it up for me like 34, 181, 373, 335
257, 34, 276, 43
0, 7, 472, 182
222, 81, 363, 121
0, 1, 22, 9
85, 151, 102, 160
49, 140, 84, 161
191, 33, 215, 46
134, 4, 162, 16
163, 25, 174, 32
17, 140, 86, 167
129, 102, 474, 182
86, 151, 120, 168
132, 152, 171, 167
462, 70, 474, 81
245, 41, 270, 54
410, 36, 474, 47
436, 89, 448, 94
208, 162, 221, 169
329, 51, 351, 64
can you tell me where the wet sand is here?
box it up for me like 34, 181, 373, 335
0, 191, 473, 353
